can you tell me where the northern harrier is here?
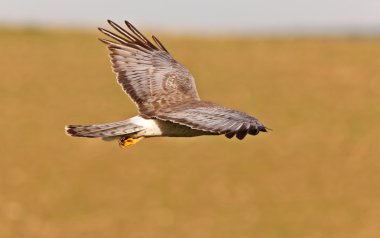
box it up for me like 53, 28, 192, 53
65, 20, 268, 148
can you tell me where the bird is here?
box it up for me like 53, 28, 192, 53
65, 20, 268, 148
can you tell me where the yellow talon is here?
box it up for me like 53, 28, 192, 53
119, 136, 144, 149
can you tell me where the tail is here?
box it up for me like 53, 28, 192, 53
65, 119, 144, 139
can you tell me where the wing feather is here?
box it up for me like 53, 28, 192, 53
153, 101, 267, 140
98, 20, 200, 115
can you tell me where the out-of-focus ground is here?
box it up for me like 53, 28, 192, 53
0, 28, 379, 238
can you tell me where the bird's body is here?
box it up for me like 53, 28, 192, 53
65, 20, 268, 148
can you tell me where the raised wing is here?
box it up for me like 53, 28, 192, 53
98, 20, 200, 115
153, 101, 268, 140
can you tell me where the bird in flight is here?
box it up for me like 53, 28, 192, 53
65, 20, 268, 148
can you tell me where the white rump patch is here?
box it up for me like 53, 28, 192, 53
129, 115, 162, 136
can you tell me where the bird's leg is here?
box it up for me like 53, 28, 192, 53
119, 136, 144, 149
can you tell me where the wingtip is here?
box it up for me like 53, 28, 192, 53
262, 126, 272, 132
97, 27, 106, 33
225, 131, 235, 139
107, 19, 119, 28
98, 38, 110, 44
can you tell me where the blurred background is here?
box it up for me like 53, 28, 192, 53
1, 0, 379, 237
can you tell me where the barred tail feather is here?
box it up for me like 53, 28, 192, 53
65, 119, 144, 138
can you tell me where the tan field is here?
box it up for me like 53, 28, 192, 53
1, 27, 379, 238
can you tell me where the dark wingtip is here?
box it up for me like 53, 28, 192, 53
124, 20, 134, 30
97, 27, 108, 36
261, 126, 271, 132
124, 20, 132, 26
225, 131, 235, 139
152, 35, 169, 53
97, 27, 108, 37
107, 19, 121, 29
236, 123, 249, 140
236, 133, 247, 140
98, 38, 111, 44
